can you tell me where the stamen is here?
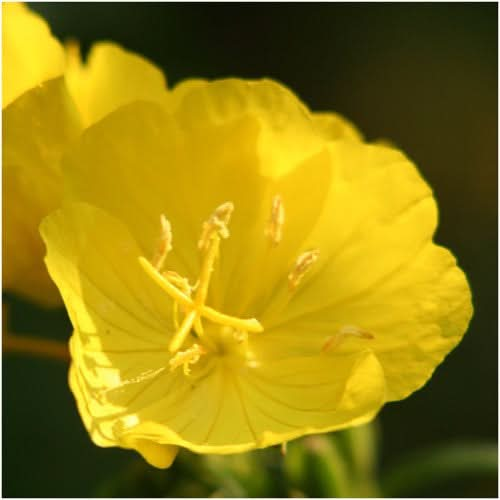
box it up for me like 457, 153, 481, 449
172, 302, 180, 331
288, 249, 320, 291
214, 201, 234, 228
265, 194, 285, 246
322, 325, 374, 353
164, 272, 193, 332
202, 306, 263, 333
169, 343, 206, 376
152, 215, 172, 271
169, 309, 198, 353
194, 317, 204, 336
195, 202, 234, 308
139, 257, 193, 309
140, 201, 264, 358
139, 257, 263, 335
198, 201, 234, 252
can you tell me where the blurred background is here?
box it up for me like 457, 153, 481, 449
3, 2, 497, 497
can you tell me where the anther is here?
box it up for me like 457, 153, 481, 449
322, 325, 374, 353
198, 201, 234, 251
288, 249, 320, 291
169, 343, 206, 376
152, 214, 172, 271
265, 194, 285, 246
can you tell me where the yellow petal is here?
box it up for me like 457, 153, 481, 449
44, 76, 471, 462
64, 42, 168, 126
41, 202, 174, 350
305, 243, 472, 401
3, 77, 82, 306
312, 111, 363, 142
42, 203, 204, 460
42, 202, 173, 426
167, 78, 208, 109
198, 350, 385, 451
2, 3, 65, 108
60, 101, 197, 274
72, 348, 385, 455
121, 436, 179, 469
171, 78, 327, 177
265, 142, 438, 326
263, 142, 472, 400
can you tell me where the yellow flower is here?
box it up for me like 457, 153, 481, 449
41, 78, 472, 469
2, 3, 167, 306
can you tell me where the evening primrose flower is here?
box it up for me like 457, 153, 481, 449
2, 3, 167, 306
41, 78, 472, 468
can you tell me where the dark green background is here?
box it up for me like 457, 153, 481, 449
3, 2, 497, 497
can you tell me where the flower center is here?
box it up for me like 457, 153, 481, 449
139, 201, 265, 374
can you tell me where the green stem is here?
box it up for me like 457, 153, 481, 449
340, 422, 381, 497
